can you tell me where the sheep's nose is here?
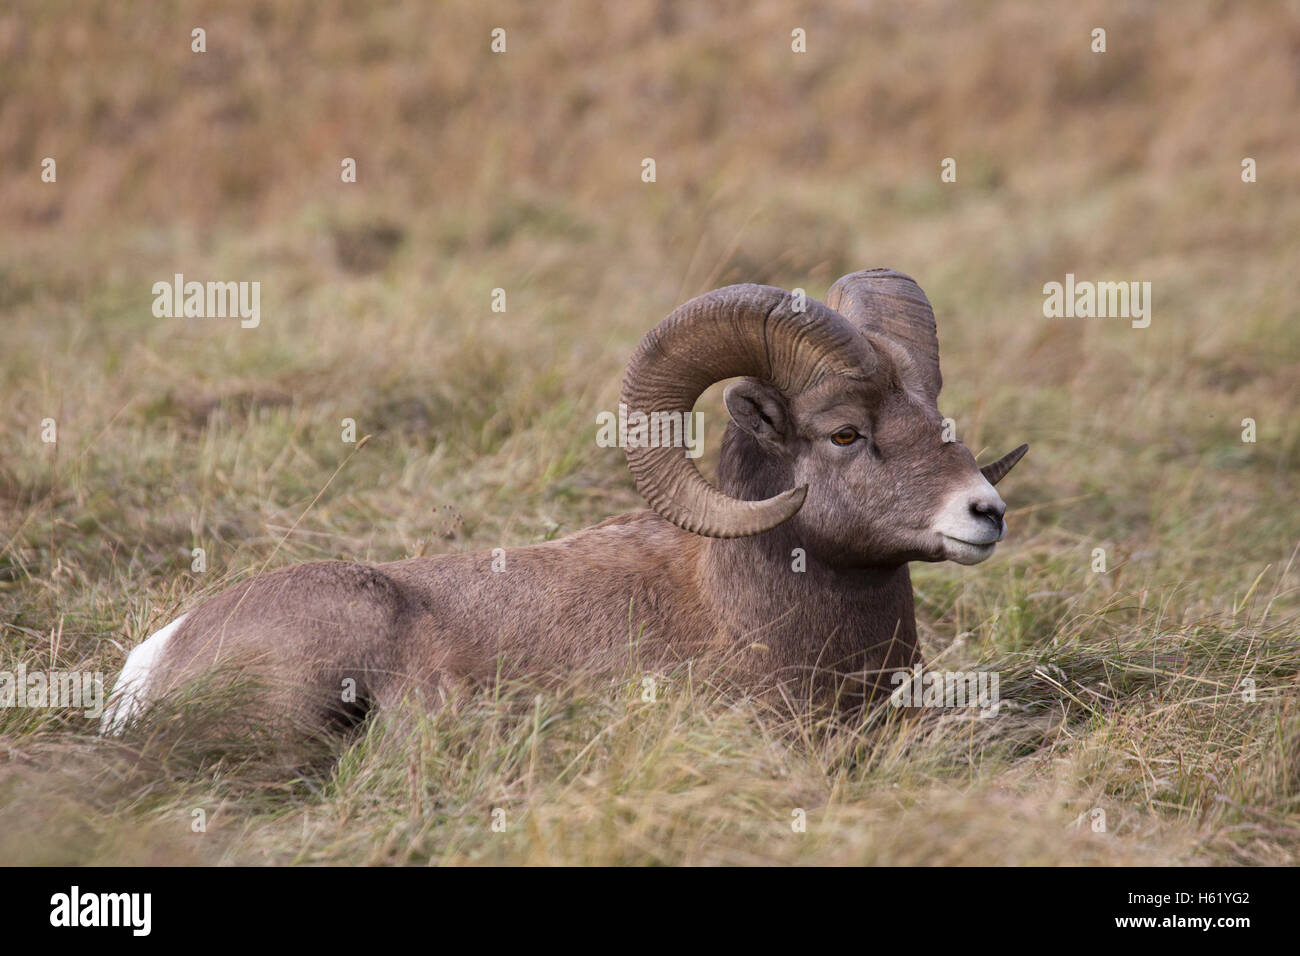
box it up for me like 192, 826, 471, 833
969, 496, 1006, 527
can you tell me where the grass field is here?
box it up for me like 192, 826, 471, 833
1, 0, 1298, 865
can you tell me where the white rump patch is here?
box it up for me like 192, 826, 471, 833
99, 614, 186, 736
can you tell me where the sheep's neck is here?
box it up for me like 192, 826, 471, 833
692, 426, 922, 701
698, 528, 919, 701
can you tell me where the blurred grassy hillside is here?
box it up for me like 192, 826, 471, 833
1, 0, 1298, 865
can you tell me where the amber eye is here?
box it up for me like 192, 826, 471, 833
831, 427, 860, 446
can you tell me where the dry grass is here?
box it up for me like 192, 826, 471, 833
1, 0, 1298, 865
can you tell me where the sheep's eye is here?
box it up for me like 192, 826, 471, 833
830, 427, 860, 446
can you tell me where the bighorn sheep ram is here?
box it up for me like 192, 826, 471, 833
102, 269, 1027, 740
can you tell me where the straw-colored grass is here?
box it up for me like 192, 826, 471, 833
1, 0, 1297, 864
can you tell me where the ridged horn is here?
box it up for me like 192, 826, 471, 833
980, 444, 1029, 485
621, 284, 875, 538
826, 268, 942, 406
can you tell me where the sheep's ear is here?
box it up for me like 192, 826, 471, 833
724, 379, 790, 447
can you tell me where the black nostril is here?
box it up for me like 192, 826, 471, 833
971, 500, 1006, 524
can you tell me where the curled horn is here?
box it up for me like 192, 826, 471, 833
621, 284, 874, 538
980, 444, 1029, 485
826, 268, 942, 406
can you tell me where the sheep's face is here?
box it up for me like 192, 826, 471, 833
724, 368, 1010, 568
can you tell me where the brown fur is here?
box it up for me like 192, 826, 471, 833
136, 289, 1021, 744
